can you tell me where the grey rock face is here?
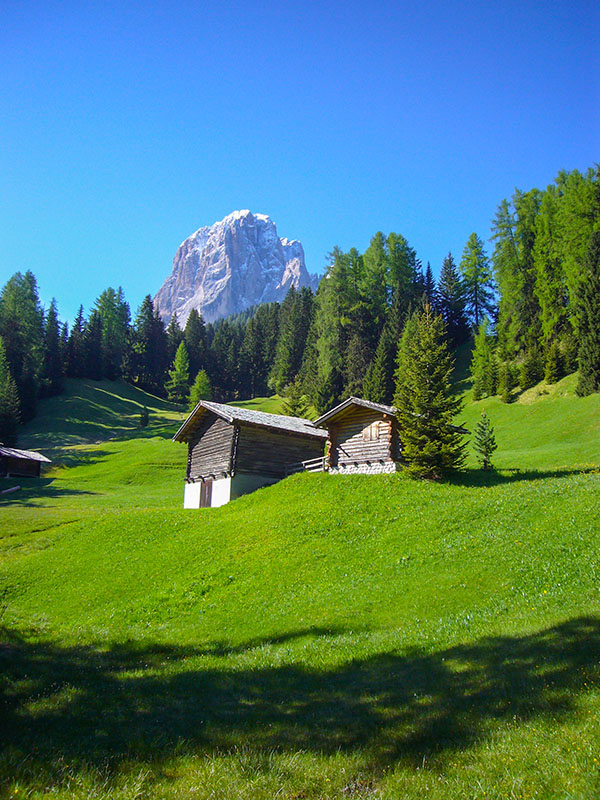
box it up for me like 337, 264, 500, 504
154, 210, 319, 325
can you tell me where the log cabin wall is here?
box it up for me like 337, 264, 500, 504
187, 414, 234, 480
234, 424, 325, 478
1, 457, 41, 477
331, 408, 395, 467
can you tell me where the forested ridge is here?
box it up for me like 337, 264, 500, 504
1, 164, 599, 447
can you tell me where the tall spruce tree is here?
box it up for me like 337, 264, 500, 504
0, 336, 21, 446
41, 298, 64, 397
184, 309, 207, 380
165, 341, 190, 404
67, 305, 86, 378
83, 310, 104, 380
437, 253, 469, 346
393, 303, 465, 479
94, 287, 130, 380
470, 318, 497, 400
166, 315, 184, 363
576, 230, 600, 396
459, 233, 495, 327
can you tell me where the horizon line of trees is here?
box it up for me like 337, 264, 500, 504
1, 163, 599, 456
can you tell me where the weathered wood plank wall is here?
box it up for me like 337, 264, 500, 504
235, 425, 325, 477
187, 415, 234, 480
332, 408, 396, 466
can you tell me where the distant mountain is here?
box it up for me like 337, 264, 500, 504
154, 210, 319, 325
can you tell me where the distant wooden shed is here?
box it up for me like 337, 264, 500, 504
0, 446, 51, 478
314, 397, 402, 475
173, 401, 327, 508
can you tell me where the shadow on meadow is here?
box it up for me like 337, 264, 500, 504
447, 466, 595, 488
1, 616, 599, 789
0, 478, 97, 507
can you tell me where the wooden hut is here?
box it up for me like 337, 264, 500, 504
314, 397, 402, 474
173, 401, 327, 508
0, 445, 51, 478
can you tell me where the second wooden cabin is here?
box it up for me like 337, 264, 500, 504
314, 397, 402, 474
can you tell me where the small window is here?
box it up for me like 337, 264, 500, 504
362, 422, 380, 442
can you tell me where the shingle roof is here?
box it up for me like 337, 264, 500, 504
0, 446, 51, 463
173, 401, 327, 442
313, 396, 397, 427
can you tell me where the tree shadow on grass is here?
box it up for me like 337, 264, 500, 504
1, 616, 599, 791
0, 477, 97, 507
447, 466, 597, 488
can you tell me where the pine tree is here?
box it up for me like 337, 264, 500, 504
470, 318, 496, 400
544, 340, 563, 384
184, 309, 207, 379
0, 336, 21, 446
67, 305, 86, 378
127, 296, 169, 394
437, 253, 469, 346
41, 298, 64, 397
165, 341, 190, 404
498, 361, 516, 403
459, 233, 495, 327
94, 286, 130, 380
83, 310, 104, 380
473, 411, 497, 470
393, 303, 466, 479
281, 377, 311, 418
166, 315, 184, 363
423, 262, 437, 309
519, 349, 543, 390
576, 230, 600, 396
188, 369, 212, 409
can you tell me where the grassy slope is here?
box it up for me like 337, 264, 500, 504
1, 377, 600, 799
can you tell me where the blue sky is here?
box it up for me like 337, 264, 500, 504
1, 0, 598, 321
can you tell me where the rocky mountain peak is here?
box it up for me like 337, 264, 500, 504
154, 211, 319, 325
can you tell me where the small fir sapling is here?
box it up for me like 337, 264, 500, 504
473, 411, 497, 470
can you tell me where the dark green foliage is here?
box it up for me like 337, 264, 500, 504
67, 306, 86, 378
423, 262, 437, 309
519, 349, 543, 391
473, 411, 497, 470
126, 296, 169, 394
544, 340, 563, 384
498, 361, 517, 404
166, 315, 184, 363
165, 341, 190, 404
188, 369, 212, 409
83, 311, 104, 380
0, 271, 44, 420
41, 299, 64, 397
269, 288, 313, 393
470, 319, 497, 400
281, 378, 311, 418
139, 405, 149, 428
93, 287, 130, 380
393, 304, 466, 479
437, 253, 469, 346
184, 309, 207, 380
459, 233, 495, 327
576, 230, 600, 396
0, 336, 21, 446
363, 323, 396, 404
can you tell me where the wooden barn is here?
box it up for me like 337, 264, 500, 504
314, 397, 402, 474
0, 445, 51, 478
173, 401, 327, 508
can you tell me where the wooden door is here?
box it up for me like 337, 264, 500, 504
200, 480, 213, 508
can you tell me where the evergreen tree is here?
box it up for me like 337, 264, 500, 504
94, 287, 130, 379
459, 233, 495, 327
470, 318, 497, 400
363, 320, 397, 404
41, 298, 64, 397
67, 305, 86, 378
544, 340, 563, 384
498, 361, 516, 404
165, 341, 190, 404
344, 332, 372, 396
0, 336, 21, 446
0, 271, 45, 420
188, 369, 212, 409
519, 349, 543, 390
184, 309, 207, 379
166, 315, 184, 363
281, 377, 311, 418
83, 310, 104, 380
576, 230, 600, 396
393, 303, 466, 479
127, 296, 169, 393
423, 262, 437, 309
473, 411, 497, 470
437, 253, 469, 346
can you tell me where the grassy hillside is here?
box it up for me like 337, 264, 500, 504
1, 377, 600, 799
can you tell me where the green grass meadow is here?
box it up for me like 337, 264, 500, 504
1, 377, 600, 799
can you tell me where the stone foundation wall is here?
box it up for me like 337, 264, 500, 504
329, 462, 399, 475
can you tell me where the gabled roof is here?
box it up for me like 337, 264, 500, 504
0, 445, 51, 463
173, 400, 327, 443
313, 396, 397, 427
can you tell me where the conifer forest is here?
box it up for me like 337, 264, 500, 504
1, 164, 599, 447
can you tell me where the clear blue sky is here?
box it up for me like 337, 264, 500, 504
1, 0, 598, 321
